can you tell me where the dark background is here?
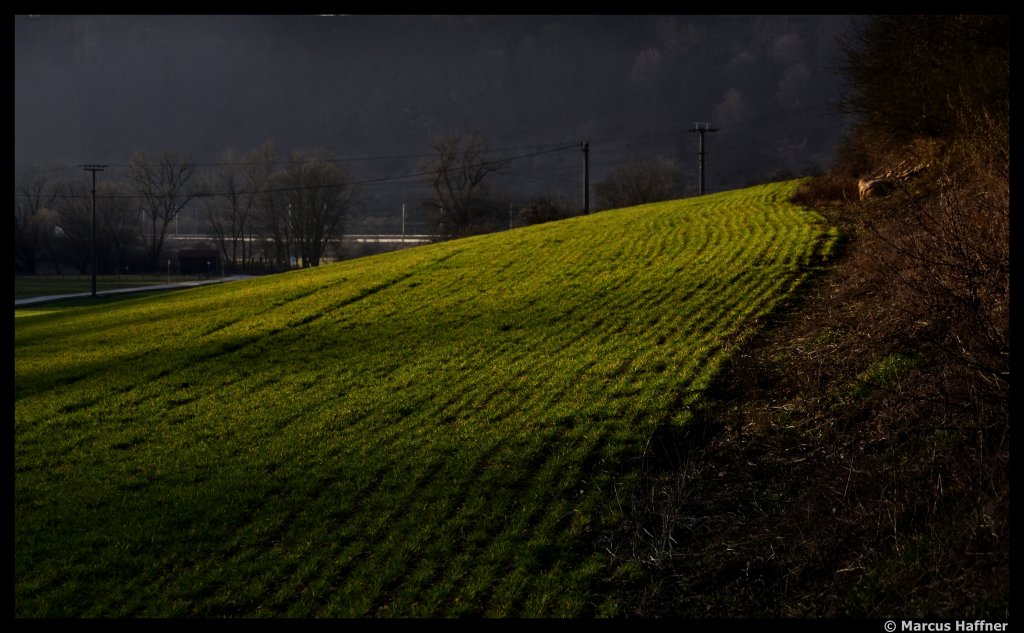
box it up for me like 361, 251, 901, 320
15, 14, 855, 227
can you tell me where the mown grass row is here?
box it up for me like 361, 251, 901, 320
15, 180, 836, 617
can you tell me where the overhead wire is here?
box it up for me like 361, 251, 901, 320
18, 103, 850, 202
26, 143, 584, 200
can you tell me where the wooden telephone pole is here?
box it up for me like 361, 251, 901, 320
82, 164, 107, 296
688, 123, 717, 195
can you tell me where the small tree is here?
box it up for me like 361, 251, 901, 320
837, 15, 1009, 141
48, 178, 140, 274
249, 143, 291, 271
425, 132, 501, 236
277, 151, 356, 267
594, 159, 680, 210
129, 150, 197, 270
517, 195, 573, 226
14, 166, 59, 274
96, 180, 142, 273
252, 148, 356, 270
49, 179, 93, 274
200, 148, 261, 273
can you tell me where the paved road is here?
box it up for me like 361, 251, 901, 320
14, 275, 254, 308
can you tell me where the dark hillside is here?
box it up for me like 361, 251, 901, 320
613, 14, 1009, 617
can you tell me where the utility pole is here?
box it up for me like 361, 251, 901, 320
581, 141, 590, 214
688, 123, 717, 195
402, 203, 406, 239
82, 164, 107, 297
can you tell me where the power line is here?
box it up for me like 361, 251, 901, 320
21, 101, 846, 177
576, 101, 844, 148
24, 103, 845, 174
84, 141, 583, 169
17, 113, 851, 204
24, 144, 583, 201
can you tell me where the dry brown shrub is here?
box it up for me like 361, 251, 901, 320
606, 104, 1009, 617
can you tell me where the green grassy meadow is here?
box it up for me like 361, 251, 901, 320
14, 181, 836, 617
15, 274, 205, 299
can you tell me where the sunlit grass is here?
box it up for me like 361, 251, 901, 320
15, 180, 835, 617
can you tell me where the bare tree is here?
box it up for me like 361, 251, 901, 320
129, 150, 197, 270
97, 180, 142, 273
517, 195, 574, 226
200, 148, 262, 273
425, 132, 501, 236
47, 178, 140, 274
14, 166, 59, 273
837, 15, 1008, 141
594, 159, 681, 210
250, 144, 292, 271
49, 179, 93, 273
277, 151, 356, 267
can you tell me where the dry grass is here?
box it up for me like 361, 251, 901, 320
605, 109, 1009, 618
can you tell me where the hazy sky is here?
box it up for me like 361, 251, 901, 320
14, 14, 856, 216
